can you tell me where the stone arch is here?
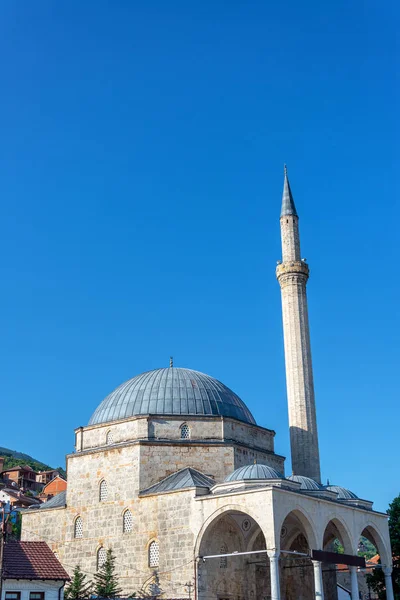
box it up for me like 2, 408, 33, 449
106, 429, 114, 445
279, 508, 318, 600
321, 515, 354, 554
357, 522, 391, 566
278, 506, 319, 551
196, 507, 266, 600
194, 503, 266, 557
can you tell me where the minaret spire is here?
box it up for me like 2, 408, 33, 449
276, 167, 321, 482
281, 165, 298, 218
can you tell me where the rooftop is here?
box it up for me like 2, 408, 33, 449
2, 541, 70, 581
89, 367, 256, 426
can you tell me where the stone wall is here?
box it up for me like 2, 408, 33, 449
22, 490, 196, 598
77, 414, 277, 454
234, 446, 285, 473
138, 443, 234, 489
223, 419, 274, 452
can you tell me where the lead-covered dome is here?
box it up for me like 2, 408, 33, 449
225, 464, 284, 482
325, 485, 358, 500
287, 474, 322, 490
89, 367, 256, 426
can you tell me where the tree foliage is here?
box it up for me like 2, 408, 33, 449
93, 548, 122, 598
367, 494, 400, 599
65, 565, 92, 600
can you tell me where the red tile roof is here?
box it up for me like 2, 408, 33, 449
2, 541, 70, 581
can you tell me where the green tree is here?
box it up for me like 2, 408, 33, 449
64, 565, 92, 600
367, 494, 400, 599
93, 549, 122, 598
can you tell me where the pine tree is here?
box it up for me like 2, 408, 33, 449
65, 565, 92, 600
367, 494, 400, 599
93, 548, 122, 598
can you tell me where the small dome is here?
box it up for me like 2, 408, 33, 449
287, 474, 322, 491
89, 367, 255, 426
225, 464, 284, 482
325, 485, 358, 500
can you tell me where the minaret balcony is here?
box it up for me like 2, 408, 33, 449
276, 260, 309, 282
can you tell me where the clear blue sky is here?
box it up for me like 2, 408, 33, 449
0, 1, 398, 512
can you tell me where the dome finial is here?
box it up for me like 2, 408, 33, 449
169, 356, 173, 368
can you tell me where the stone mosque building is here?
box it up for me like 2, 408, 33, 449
21, 170, 394, 600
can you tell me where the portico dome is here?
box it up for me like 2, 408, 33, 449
325, 485, 358, 500
287, 474, 322, 490
225, 464, 284, 482
89, 367, 256, 426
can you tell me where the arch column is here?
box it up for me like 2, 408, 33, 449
267, 550, 281, 600
383, 566, 394, 600
350, 566, 359, 600
312, 560, 324, 599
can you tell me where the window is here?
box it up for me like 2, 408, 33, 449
180, 423, 190, 439
29, 594, 44, 600
74, 516, 83, 538
106, 430, 114, 445
97, 547, 107, 570
5, 594, 21, 600
123, 509, 133, 533
220, 544, 228, 568
149, 540, 159, 567
99, 480, 108, 502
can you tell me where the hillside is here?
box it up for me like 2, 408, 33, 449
0, 446, 66, 479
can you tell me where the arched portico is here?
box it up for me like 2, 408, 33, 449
279, 508, 319, 600
196, 508, 268, 600
321, 516, 354, 555
357, 522, 391, 567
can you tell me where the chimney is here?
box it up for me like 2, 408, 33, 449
0, 457, 4, 472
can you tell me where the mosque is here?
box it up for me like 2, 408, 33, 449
21, 170, 394, 600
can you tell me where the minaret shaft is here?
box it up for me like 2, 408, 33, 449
277, 171, 321, 482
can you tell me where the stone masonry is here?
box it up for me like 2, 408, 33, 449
277, 170, 321, 483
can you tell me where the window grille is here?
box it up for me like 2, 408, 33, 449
180, 423, 190, 439
97, 547, 107, 570
74, 516, 83, 538
149, 541, 159, 567
220, 544, 228, 568
123, 509, 133, 533
106, 430, 114, 445
99, 480, 108, 502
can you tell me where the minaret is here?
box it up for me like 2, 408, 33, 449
276, 166, 321, 482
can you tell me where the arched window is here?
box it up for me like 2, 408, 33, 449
99, 479, 108, 502
74, 516, 83, 539
149, 540, 159, 567
220, 544, 228, 568
97, 547, 107, 570
123, 509, 133, 533
180, 423, 190, 439
106, 430, 114, 445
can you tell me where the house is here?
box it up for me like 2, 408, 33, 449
0, 466, 42, 493
1, 541, 70, 600
0, 488, 41, 510
36, 471, 60, 486
38, 477, 67, 503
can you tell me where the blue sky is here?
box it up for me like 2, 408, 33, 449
0, 1, 398, 512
